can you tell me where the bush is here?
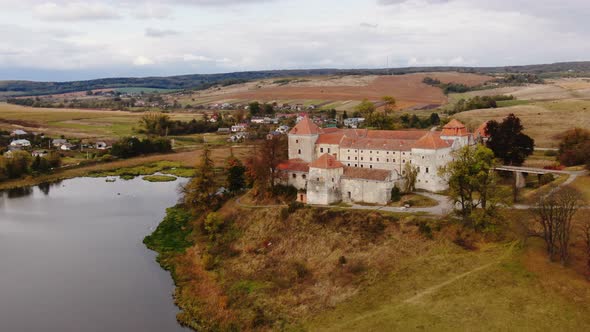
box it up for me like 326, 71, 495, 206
418, 221, 433, 239
390, 186, 401, 202
288, 201, 304, 213
539, 173, 555, 186
544, 150, 558, 157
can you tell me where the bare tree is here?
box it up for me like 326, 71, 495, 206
579, 213, 590, 275
533, 186, 582, 265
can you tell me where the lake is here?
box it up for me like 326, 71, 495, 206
0, 177, 188, 332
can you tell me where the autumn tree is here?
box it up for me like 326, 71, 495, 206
183, 146, 216, 214
138, 112, 171, 136
557, 128, 590, 168
225, 152, 246, 193
355, 99, 376, 117
533, 186, 582, 265
485, 113, 534, 166
440, 145, 507, 229
381, 96, 397, 114
245, 135, 288, 197
579, 213, 590, 275
402, 163, 418, 193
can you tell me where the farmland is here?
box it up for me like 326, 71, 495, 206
172, 72, 493, 111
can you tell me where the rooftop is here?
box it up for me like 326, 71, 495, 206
290, 116, 321, 135
309, 153, 344, 169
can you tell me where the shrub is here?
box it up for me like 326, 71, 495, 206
418, 221, 434, 239
539, 173, 555, 186
390, 186, 401, 202
544, 150, 558, 157
288, 201, 304, 213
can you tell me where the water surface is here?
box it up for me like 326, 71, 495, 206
0, 177, 187, 332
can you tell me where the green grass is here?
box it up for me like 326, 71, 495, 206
143, 206, 194, 256
142, 175, 177, 182
87, 161, 193, 178
497, 99, 531, 107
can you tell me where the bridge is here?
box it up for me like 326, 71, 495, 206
494, 165, 578, 189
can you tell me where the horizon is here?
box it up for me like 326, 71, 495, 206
2, 0, 590, 81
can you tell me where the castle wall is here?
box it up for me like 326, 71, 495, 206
306, 167, 343, 205
288, 134, 318, 162
411, 147, 452, 192
341, 178, 393, 205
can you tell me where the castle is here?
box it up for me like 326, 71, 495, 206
278, 117, 475, 205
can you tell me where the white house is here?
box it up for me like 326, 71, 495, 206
10, 139, 31, 148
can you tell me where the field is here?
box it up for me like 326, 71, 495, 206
174, 72, 493, 111
0, 102, 199, 139
454, 99, 590, 148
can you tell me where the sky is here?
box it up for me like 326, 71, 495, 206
1, 0, 590, 81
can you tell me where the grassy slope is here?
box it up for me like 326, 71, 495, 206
144, 198, 590, 331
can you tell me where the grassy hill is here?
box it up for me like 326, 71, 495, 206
3, 61, 590, 97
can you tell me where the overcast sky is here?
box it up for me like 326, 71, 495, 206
1, 0, 589, 81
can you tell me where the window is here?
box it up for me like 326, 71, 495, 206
348, 156, 351, 160
403, 159, 406, 163
302, 174, 306, 179
296, 139, 299, 143
417, 167, 421, 173
348, 149, 350, 152
361, 157, 364, 161
370, 165, 373, 169
387, 159, 389, 162
370, 151, 373, 154
361, 165, 364, 168
393, 159, 396, 162
292, 173, 297, 179
348, 163, 351, 166
422, 156, 425, 159
426, 167, 429, 174
370, 157, 373, 161
403, 152, 406, 155
332, 178, 335, 182
320, 148, 324, 153
355, 157, 358, 160
298, 149, 301, 154
377, 158, 380, 162
355, 164, 358, 167
328, 148, 331, 153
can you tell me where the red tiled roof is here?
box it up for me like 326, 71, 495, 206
342, 167, 391, 181
366, 130, 429, 140
277, 159, 309, 172
290, 116, 321, 135
339, 137, 413, 151
316, 133, 345, 145
476, 121, 490, 138
309, 153, 344, 169
413, 132, 452, 150
441, 119, 469, 136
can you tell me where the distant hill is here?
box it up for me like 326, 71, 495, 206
1, 61, 590, 97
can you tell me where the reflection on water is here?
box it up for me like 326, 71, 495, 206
0, 177, 187, 332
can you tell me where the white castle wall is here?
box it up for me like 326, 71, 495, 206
288, 134, 318, 162
341, 178, 393, 205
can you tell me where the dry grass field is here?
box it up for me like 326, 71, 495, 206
0, 102, 199, 139
454, 100, 590, 148
176, 72, 493, 111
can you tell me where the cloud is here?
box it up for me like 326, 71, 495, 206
145, 28, 179, 37
378, 0, 450, 5
33, 2, 120, 21
133, 55, 155, 66
360, 22, 378, 28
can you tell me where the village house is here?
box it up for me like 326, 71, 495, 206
10, 139, 31, 148
278, 117, 474, 205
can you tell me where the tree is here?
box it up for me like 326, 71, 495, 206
440, 145, 507, 229
248, 102, 261, 116
138, 112, 171, 136
245, 135, 288, 197
579, 213, 590, 275
381, 96, 396, 114
225, 152, 246, 193
429, 112, 441, 126
533, 186, 582, 265
183, 146, 216, 214
402, 163, 418, 193
557, 128, 590, 168
485, 114, 534, 166
355, 99, 376, 117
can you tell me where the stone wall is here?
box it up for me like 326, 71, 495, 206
341, 178, 393, 205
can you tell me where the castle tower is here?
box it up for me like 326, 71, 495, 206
440, 119, 471, 147
306, 153, 344, 205
288, 116, 321, 162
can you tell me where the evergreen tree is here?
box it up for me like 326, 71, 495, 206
225, 152, 246, 193
183, 146, 216, 214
